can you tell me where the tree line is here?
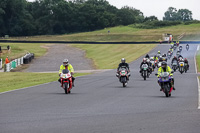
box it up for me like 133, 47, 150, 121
0, 0, 194, 37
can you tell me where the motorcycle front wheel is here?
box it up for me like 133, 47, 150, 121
64, 82, 68, 94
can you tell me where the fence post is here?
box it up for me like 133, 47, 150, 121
18, 58, 20, 66
21, 57, 23, 64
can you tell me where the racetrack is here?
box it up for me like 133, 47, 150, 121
0, 44, 200, 133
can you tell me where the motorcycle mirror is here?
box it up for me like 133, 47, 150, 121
155, 74, 158, 76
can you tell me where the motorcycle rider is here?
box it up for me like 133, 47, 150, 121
169, 47, 173, 53
117, 58, 130, 79
58, 59, 75, 87
140, 58, 150, 73
171, 56, 178, 65
176, 40, 179, 46
186, 44, 189, 50
153, 55, 158, 61
162, 54, 167, 62
178, 55, 183, 61
184, 58, 189, 70
171, 41, 174, 47
157, 51, 161, 57
145, 54, 150, 59
157, 61, 175, 91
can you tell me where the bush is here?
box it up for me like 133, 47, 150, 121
135, 20, 182, 29
184, 20, 200, 25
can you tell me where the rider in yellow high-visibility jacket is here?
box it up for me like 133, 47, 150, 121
157, 61, 175, 91
58, 59, 75, 86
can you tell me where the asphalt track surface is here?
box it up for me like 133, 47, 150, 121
0, 44, 200, 133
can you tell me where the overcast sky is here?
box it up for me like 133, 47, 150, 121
27, 0, 200, 20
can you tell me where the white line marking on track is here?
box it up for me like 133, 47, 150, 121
194, 45, 200, 109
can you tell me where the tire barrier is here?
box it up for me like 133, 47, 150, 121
23, 53, 34, 64
4, 53, 34, 72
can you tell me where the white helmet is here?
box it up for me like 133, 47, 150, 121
121, 58, 126, 63
63, 59, 69, 66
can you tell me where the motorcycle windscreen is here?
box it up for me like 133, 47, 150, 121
62, 69, 69, 74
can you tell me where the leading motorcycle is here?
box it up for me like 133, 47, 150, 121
117, 67, 130, 87
155, 72, 174, 97
60, 69, 73, 94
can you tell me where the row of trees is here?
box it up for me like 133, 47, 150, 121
163, 7, 193, 21
0, 0, 194, 36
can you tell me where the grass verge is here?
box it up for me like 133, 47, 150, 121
0, 72, 89, 93
0, 43, 47, 63
5, 23, 200, 42
71, 44, 156, 69
196, 50, 200, 72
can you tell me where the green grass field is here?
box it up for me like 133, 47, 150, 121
0, 72, 89, 93
72, 44, 156, 69
196, 51, 200, 72
5, 23, 200, 42
0, 43, 47, 62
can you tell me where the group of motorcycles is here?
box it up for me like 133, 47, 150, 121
58, 43, 190, 96
138, 43, 189, 97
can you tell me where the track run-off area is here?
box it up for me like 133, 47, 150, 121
0, 44, 200, 133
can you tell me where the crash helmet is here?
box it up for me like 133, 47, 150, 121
143, 58, 147, 63
161, 61, 167, 69
121, 58, 126, 63
162, 54, 166, 57
63, 59, 69, 66
158, 51, 161, 54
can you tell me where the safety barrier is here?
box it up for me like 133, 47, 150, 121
4, 53, 34, 72
0, 58, 2, 69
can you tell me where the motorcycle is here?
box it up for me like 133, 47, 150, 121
117, 67, 130, 87
150, 60, 155, 71
141, 64, 149, 80
155, 72, 174, 97
60, 69, 73, 94
173, 45, 177, 50
176, 51, 181, 57
171, 60, 178, 72
154, 60, 158, 68
167, 51, 171, 59
184, 62, 189, 73
157, 54, 161, 59
179, 61, 185, 74
186, 45, 189, 51
157, 61, 162, 68
179, 46, 182, 52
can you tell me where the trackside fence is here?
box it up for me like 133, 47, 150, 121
4, 53, 34, 72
